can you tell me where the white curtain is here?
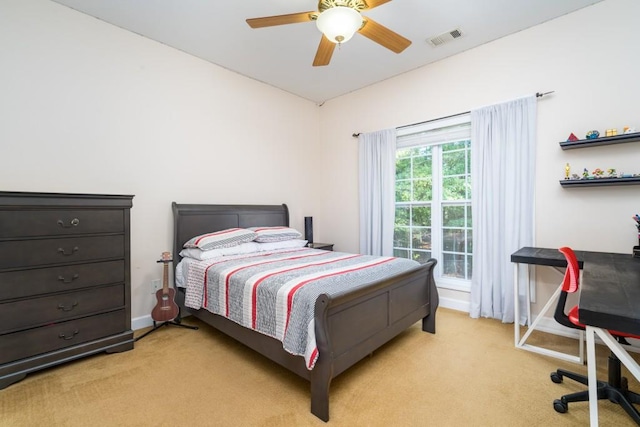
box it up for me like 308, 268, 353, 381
469, 96, 536, 323
358, 129, 396, 256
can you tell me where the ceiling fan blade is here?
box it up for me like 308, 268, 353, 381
359, 17, 411, 53
363, 0, 392, 10
246, 11, 316, 28
312, 36, 336, 67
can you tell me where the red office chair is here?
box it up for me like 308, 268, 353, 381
550, 246, 640, 423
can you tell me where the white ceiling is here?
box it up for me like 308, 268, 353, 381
51, 0, 602, 103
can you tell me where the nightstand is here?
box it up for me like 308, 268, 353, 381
308, 243, 334, 251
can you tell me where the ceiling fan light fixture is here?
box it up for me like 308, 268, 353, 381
316, 6, 363, 44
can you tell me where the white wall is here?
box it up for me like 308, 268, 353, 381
0, 0, 321, 325
317, 0, 640, 312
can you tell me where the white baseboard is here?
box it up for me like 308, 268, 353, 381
132, 314, 153, 331
439, 296, 470, 313
131, 313, 195, 331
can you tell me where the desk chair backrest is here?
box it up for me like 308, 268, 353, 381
554, 246, 582, 330
558, 246, 580, 293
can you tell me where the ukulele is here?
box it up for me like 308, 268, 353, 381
151, 251, 179, 322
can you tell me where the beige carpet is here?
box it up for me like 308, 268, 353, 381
2, 309, 639, 426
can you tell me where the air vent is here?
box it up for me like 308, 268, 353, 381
427, 28, 463, 47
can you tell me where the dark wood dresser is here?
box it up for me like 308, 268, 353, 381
0, 191, 134, 389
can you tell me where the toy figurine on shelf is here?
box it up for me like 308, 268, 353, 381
607, 168, 617, 177
605, 129, 618, 137
586, 130, 600, 139
582, 168, 590, 179
565, 163, 571, 180
571, 173, 580, 180
592, 168, 604, 178
567, 133, 579, 142
624, 126, 637, 134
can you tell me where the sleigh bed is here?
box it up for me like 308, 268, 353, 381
172, 202, 439, 422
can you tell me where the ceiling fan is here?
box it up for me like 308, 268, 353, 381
246, 0, 411, 66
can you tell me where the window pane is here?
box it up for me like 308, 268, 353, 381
396, 157, 411, 180
415, 145, 432, 157
412, 227, 431, 250
413, 155, 432, 178
467, 205, 473, 227
442, 176, 468, 200
442, 253, 465, 279
394, 227, 409, 247
442, 150, 465, 175
394, 249, 409, 259
466, 255, 473, 279
413, 250, 432, 264
442, 140, 467, 151
443, 205, 465, 227
466, 229, 473, 253
397, 148, 412, 159
396, 180, 411, 202
395, 206, 409, 226
443, 228, 466, 252
413, 179, 432, 201
412, 206, 431, 226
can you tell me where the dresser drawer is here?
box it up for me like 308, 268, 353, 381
0, 260, 124, 301
0, 209, 124, 239
0, 235, 124, 269
0, 309, 126, 365
0, 284, 124, 334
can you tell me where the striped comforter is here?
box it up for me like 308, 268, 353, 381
177, 247, 420, 370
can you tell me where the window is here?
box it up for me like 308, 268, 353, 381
394, 114, 472, 292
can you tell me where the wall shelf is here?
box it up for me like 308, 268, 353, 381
559, 177, 640, 188
559, 132, 640, 150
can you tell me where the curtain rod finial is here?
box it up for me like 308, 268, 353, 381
352, 133, 360, 138
536, 91, 555, 98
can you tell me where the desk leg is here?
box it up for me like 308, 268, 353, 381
513, 263, 583, 364
585, 326, 599, 426
514, 262, 532, 344
514, 262, 521, 346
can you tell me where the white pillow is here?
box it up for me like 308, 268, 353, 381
249, 226, 302, 242
183, 228, 257, 250
255, 239, 308, 251
180, 242, 260, 260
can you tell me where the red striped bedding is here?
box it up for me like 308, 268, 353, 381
177, 247, 420, 369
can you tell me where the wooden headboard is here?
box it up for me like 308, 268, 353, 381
171, 202, 289, 262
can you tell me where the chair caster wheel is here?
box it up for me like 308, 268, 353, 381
553, 399, 568, 413
550, 372, 563, 384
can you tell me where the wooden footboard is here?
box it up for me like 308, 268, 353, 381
171, 202, 439, 422
311, 259, 438, 421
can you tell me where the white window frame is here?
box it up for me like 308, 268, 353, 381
396, 114, 472, 293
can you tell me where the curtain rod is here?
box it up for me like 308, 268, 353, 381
352, 91, 554, 137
